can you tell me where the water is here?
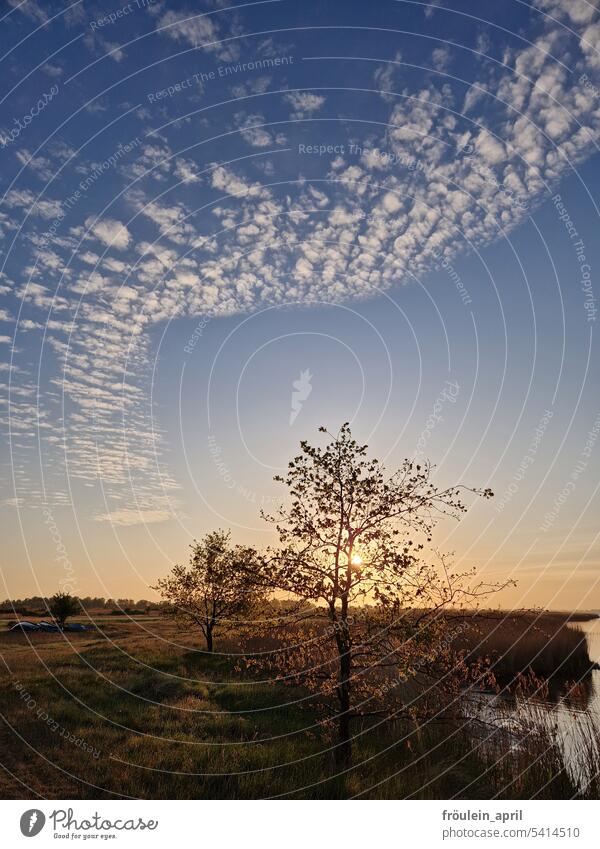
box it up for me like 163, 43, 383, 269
471, 616, 600, 790
575, 617, 600, 719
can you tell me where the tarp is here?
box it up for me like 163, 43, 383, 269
8, 621, 87, 632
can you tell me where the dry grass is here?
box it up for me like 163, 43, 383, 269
0, 612, 598, 799
452, 611, 596, 685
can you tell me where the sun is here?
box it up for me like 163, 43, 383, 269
351, 554, 363, 566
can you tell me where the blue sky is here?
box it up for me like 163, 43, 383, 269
1, 0, 599, 608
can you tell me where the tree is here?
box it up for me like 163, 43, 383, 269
257, 424, 507, 769
49, 591, 79, 628
152, 530, 265, 652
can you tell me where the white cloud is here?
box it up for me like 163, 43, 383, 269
41, 62, 63, 77
285, 91, 326, 119
233, 111, 287, 148
174, 158, 202, 184
85, 217, 131, 250
534, 0, 597, 25
15, 149, 54, 180
580, 21, 600, 70
432, 47, 451, 72
424, 0, 442, 19
374, 52, 403, 102
7, 0, 48, 23
380, 192, 403, 214
474, 131, 506, 164
4, 189, 62, 220
83, 32, 126, 63
157, 9, 239, 62
95, 508, 172, 526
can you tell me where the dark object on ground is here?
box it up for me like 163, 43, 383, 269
8, 620, 88, 633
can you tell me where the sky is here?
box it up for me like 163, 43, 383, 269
0, 0, 599, 610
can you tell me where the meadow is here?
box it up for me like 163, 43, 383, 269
1, 610, 598, 799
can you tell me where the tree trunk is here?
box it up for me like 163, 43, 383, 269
205, 626, 213, 653
336, 639, 352, 770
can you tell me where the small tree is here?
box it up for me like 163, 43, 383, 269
257, 424, 508, 768
152, 530, 264, 652
49, 591, 79, 628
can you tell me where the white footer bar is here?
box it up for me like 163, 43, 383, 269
0, 799, 598, 847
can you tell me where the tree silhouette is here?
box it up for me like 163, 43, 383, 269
258, 424, 506, 769
153, 530, 265, 652
49, 591, 79, 628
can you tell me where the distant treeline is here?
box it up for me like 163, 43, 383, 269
0, 597, 163, 614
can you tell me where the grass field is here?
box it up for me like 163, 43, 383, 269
0, 613, 598, 799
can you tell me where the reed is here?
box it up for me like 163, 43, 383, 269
453, 612, 596, 685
